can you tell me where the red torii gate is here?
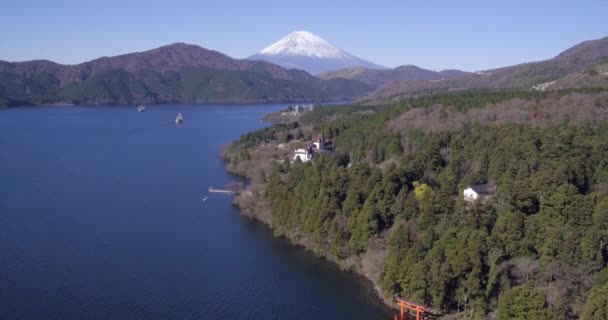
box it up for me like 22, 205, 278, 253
393, 296, 435, 320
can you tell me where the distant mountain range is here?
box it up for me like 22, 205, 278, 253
248, 31, 386, 74
318, 65, 470, 87
2, 35, 608, 107
0, 43, 372, 107
364, 36, 608, 102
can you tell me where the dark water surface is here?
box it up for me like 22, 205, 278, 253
0, 104, 393, 320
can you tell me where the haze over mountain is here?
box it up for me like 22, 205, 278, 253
365, 36, 608, 102
318, 65, 470, 87
248, 31, 386, 74
0, 43, 373, 107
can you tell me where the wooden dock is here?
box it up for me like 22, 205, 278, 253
208, 187, 240, 195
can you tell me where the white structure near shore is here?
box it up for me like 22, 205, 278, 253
292, 133, 333, 163
313, 134, 332, 151
293, 147, 313, 162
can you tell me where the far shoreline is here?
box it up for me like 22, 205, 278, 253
2, 99, 356, 110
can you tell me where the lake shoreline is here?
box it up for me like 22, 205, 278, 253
3, 99, 355, 109
230, 175, 395, 309
221, 151, 397, 312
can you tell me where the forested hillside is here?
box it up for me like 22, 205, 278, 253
0, 66, 371, 106
0, 43, 372, 106
224, 88, 608, 319
317, 65, 470, 87
365, 36, 608, 102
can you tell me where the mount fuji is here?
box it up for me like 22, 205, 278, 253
248, 31, 386, 74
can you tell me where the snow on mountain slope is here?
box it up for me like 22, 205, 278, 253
259, 31, 346, 58
249, 31, 385, 74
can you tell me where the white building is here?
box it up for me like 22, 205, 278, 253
292, 134, 334, 163
293, 147, 313, 162
313, 139, 324, 150
313, 134, 332, 151
463, 188, 479, 201
463, 183, 496, 202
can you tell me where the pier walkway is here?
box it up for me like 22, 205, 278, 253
208, 187, 240, 195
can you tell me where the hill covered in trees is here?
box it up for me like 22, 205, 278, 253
223, 88, 608, 319
317, 65, 470, 87
0, 43, 372, 107
365, 36, 608, 103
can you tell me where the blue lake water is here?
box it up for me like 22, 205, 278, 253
0, 104, 393, 320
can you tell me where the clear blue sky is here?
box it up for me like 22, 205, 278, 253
1, 0, 607, 71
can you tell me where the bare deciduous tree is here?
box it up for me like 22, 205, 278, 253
511, 256, 539, 283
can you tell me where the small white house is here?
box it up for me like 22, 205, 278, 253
313, 139, 324, 150
293, 147, 313, 162
463, 188, 479, 201
463, 183, 496, 202
312, 134, 333, 151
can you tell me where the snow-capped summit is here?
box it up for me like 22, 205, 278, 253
249, 31, 385, 74
259, 31, 344, 58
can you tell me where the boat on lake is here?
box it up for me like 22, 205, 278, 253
175, 113, 183, 124
137, 105, 146, 112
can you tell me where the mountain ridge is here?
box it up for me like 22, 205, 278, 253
3, 36, 608, 107
0, 43, 300, 83
0, 43, 373, 107
318, 65, 470, 87
364, 36, 608, 102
